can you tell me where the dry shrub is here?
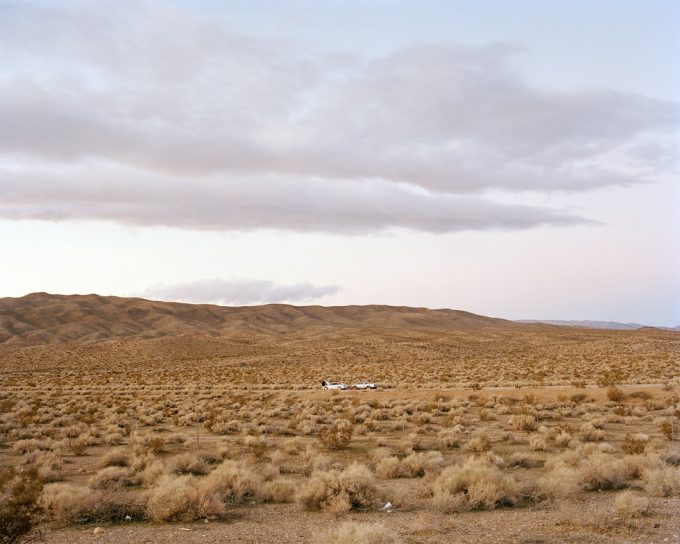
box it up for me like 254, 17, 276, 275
537, 465, 581, 500
622, 434, 646, 455
506, 452, 540, 468
146, 460, 262, 522
170, 453, 209, 476
69, 438, 88, 456
40, 482, 131, 524
437, 429, 459, 448
25, 451, 64, 482
317, 420, 354, 450
259, 478, 294, 503
578, 423, 604, 442
642, 465, 680, 497
529, 435, 548, 451
375, 456, 400, 479
509, 415, 537, 432
659, 420, 674, 440
614, 490, 650, 518
400, 451, 444, 478
197, 460, 261, 505
144, 436, 166, 454
317, 522, 401, 544
553, 431, 572, 449
606, 387, 626, 402
101, 449, 130, 468
301, 448, 331, 476
431, 457, 520, 512
405, 432, 425, 451
88, 466, 135, 490
296, 462, 377, 512
0, 467, 42, 544
146, 474, 209, 522
578, 452, 627, 491
464, 433, 491, 453
141, 460, 167, 487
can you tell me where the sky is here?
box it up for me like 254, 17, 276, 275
1, 0, 679, 326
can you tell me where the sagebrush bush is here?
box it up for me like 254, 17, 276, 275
317, 420, 354, 450
40, 482, 120, 524
0, 467, 42, 544
614, 490, 650, 518
431, 457, 521, 512
537, 465, 581, 500
529, 435, 548, 451
197, 460, 261, 505
509, 415, 537, 432
101, 449, 130, 468
642, 466, 680, 497
464, 433, 491, 453
375, 456, 400, 479
296, 462, 377, 512
399, 451, 444, 478
622, 434, 647, 455
146, 475, 208, 522
170, 453, 209, 476
89, 466, 136, 490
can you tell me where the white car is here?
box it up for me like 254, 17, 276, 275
321, 380, 347, 390
352, 382, 378, 390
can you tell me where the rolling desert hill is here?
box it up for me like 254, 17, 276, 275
0, 292, 519, 346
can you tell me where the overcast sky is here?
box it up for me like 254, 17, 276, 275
1, 0, 679, 325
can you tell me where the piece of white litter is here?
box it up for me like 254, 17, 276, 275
382, 502, 393, 510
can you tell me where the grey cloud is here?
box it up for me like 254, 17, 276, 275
144, 279, 341, 305
0, 0, 674, 234
0, 166, 594, 233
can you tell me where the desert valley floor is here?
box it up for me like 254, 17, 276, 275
1, 294, 679, 543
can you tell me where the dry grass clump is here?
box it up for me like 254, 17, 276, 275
464, 433, 491, 453
88, 466, 136, 490
169, 453, 210, 476
509, 415, 537, 432
39, 482, 137, 524
622, 434, 647, 455
542, 449, 628, 494
431, 457, 521, 512
614, 490, 650, 518
0, 467, 42, 544
529, 435, 548, 451
317, 522, 401, 544
146, 474, 208, 522
258, 478, 295, 503
198, 460, 262, 504
399, 451, 444, 478
375, 456, 400, 479
642, 465, 680, 497
537, 465, 581, 500
296, 462, 377, 513
606, 386, 626, 402
146, 459, 263, 522
317, 420, 354, 450
100, 449, 130, 468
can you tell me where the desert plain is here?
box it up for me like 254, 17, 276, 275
1, 293, 679, 543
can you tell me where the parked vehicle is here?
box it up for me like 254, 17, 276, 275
352, 382, 378, 390
321, 380, 347, 390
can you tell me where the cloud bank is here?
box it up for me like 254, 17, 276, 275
1, 1, 677, 233
145, 279, 340, 305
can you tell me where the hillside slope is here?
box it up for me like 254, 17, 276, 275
0, 292, 516, 346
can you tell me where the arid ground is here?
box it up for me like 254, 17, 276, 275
1, 294, 679, 543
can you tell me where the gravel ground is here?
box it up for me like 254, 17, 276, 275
34, 497, 680, 544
